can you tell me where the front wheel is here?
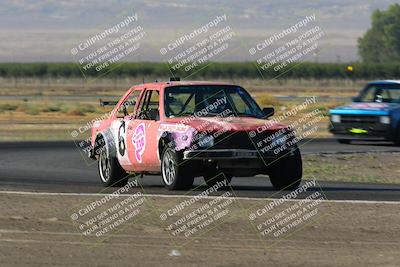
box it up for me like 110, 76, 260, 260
268, 148, 302, 190
161, 147, 194, 190
98, 144, 129, 187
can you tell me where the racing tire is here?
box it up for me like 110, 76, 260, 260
268, 148, 302, 190
161, 147, 194, 190
337, 139, 351, 144
203, 168, 232, 188
98, 144, 129, 187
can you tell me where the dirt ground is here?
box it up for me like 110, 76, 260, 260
303, 152, 400, 184
0, 193, 399, 266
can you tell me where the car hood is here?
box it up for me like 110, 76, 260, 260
164, 116, 287, 132
329, 102, 398, 116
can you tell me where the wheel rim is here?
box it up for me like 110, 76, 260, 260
99, 147, 111, 182
162, 150, 176, 185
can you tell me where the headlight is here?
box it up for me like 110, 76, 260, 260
379, 116, 391, 124
331, 115, 341, 123
198, 134, 214, 148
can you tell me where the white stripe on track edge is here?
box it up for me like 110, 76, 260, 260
0, 190, 399, 205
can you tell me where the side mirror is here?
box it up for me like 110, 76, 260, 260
117, 105, 128, 118
262, 107, 274, 118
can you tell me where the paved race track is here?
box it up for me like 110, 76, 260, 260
0, 139, 400, 201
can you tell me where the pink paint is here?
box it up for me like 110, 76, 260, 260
349, 103, 388, 110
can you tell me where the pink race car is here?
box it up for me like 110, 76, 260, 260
89, 78, 302, 190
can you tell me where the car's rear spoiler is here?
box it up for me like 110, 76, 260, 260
99, 98, 118, 107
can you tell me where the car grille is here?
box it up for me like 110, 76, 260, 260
340, 115, 378, 123
211, 130, 296, 151
213, 132, 256, 149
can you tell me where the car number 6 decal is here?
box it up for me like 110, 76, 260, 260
118, 121, 126, 156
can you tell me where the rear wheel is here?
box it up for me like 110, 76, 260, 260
161, 147, 194, 190
98, 144, 128, 187
268, 148, 302, 190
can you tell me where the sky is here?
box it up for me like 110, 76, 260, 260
0, 0, 396, 62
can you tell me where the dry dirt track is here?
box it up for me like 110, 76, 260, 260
0, 192, 399, 267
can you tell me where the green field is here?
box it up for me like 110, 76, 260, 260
0, 62, 399, 80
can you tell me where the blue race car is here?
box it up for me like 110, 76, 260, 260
329, 80, 400, 145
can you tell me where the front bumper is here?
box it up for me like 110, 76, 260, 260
330, 122, 393, 140
183, 148, 297, 160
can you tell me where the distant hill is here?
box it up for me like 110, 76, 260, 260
0, 0, 395, 62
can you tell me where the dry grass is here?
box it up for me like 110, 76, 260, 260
0, 77, 354, 141
304, 152, 400, 184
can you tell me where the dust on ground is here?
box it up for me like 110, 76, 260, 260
0, 193, 399, 266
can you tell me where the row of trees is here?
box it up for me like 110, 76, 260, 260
0, 5, 397, 80
0, 62, 399, 79
358, 3, 400, 63
0, 4, 400, 79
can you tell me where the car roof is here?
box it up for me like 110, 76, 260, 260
135, 80, 235, 89
368, 80, 400, 85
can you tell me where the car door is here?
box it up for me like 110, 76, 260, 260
115, 89, 143, 170
125, 89, 161, 172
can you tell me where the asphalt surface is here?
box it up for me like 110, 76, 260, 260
0, 139, 400, 201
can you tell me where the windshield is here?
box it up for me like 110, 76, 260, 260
164, 85, 264, 118
358, 84, 400, 103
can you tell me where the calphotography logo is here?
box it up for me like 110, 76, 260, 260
2, 1, 400, 266
70, 12, 147, 78
246, 178, 331, 249
68, 179, 149, 240
157, 174, 241, 247
159, 13, 236, 78
249, 13, 325, 77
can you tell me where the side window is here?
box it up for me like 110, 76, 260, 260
165, 92, 195, 117
362, 86, 377, 102
228, 93, 251, 115
117, 90, 141, 118
126, 90, 141, 115
138, 90, 160, 120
